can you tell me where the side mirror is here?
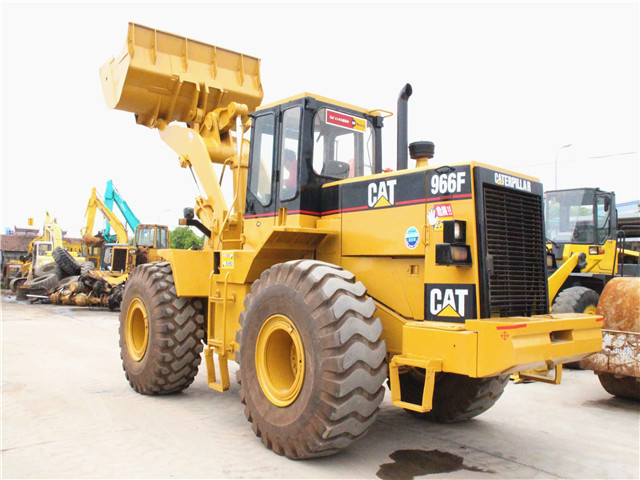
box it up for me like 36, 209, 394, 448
604, 196, 611, 212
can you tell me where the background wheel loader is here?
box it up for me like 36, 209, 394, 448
546, 187, 639, 315
101, 23, 604, 459
541, 188, 640, 380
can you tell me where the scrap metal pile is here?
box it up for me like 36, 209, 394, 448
11, 247, 123, 310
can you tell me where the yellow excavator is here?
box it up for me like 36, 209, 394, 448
101, 23, 604, 459
81, 187, 130, 266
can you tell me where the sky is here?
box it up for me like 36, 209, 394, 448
1, 1, 638, 237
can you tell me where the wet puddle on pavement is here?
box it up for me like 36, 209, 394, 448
376, 449, 494, 479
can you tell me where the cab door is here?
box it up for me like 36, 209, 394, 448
275, 106, 302, 216
244, 110, 278, 246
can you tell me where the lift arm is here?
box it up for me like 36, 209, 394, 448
100, 23, 263, 244
548, 252, 584, 308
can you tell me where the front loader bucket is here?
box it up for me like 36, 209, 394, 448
100, 23, 263, 128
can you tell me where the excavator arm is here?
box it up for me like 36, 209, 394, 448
82, 188, 129, 245
104, 179, 140, 238
42, 212, 63, 249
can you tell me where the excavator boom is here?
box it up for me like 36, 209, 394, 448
104, 180, 139, 239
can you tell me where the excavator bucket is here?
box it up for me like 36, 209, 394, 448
100, 23, 263, 128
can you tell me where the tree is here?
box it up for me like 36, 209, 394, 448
169, 227, 204, 250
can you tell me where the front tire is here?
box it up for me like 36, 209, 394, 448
236, 260, 387, 459
552, 286, 600, 314
119, 262, 205, 394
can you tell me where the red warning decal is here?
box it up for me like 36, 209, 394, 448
326, 109, 366, 133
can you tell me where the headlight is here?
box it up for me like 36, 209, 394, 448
438, 220, 471, 266
443, 220, 466, 244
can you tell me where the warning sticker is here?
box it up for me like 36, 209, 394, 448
326, 109, 366, 133
426, 203, 453, 231
221, 252, 234, 269
405, 226, 420, 249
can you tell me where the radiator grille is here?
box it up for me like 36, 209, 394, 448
482, 185, 548, 317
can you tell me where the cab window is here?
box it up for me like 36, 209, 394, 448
279, 107, 301, 202
596, 196, 612, 243
136, 228, 154, 247
157, 228, 167, 249
37, 243, 52, 256
312, 107, 374, 180
249, 114, 276, 206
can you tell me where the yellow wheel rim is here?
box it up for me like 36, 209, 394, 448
255, 314, 305, 407
126, 298, 149, 361
584, 304, 598, 315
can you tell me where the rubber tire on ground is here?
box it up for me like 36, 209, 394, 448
80, 261, 95, 276
597, 373, 640, 400
10, 277, 27, 292
52, 247, 81, 276
35, 262, 57, 277
119, 262, 205, 394
54, 265, 65, 280
552, 286, 600, 369
236, 260, 387, 459
397, 369, 509, 422
24, 273, 59, 293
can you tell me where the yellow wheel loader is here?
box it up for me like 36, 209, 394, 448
102, 23, 603, 459
546, 187, 639, 314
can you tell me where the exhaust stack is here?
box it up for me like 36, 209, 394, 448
397, 83, 413, 170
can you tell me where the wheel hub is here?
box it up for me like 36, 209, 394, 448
126, 297, 149, 361
256, 314, 305, 407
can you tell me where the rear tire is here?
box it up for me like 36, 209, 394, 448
53, 247, 81, 276
597, 373, 640, 400
237, 260, 387, 459
398, 369, 509, 422
119, 262, 205, 394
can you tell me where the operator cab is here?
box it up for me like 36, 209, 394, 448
32, 241, 53, 266
545, 188, 616, 246
135, 225, 169, 249
245, 94, 383, 220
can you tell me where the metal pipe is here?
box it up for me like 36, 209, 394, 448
397, 84, 413, 170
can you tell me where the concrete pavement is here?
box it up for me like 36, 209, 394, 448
2, 297, 638, 479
